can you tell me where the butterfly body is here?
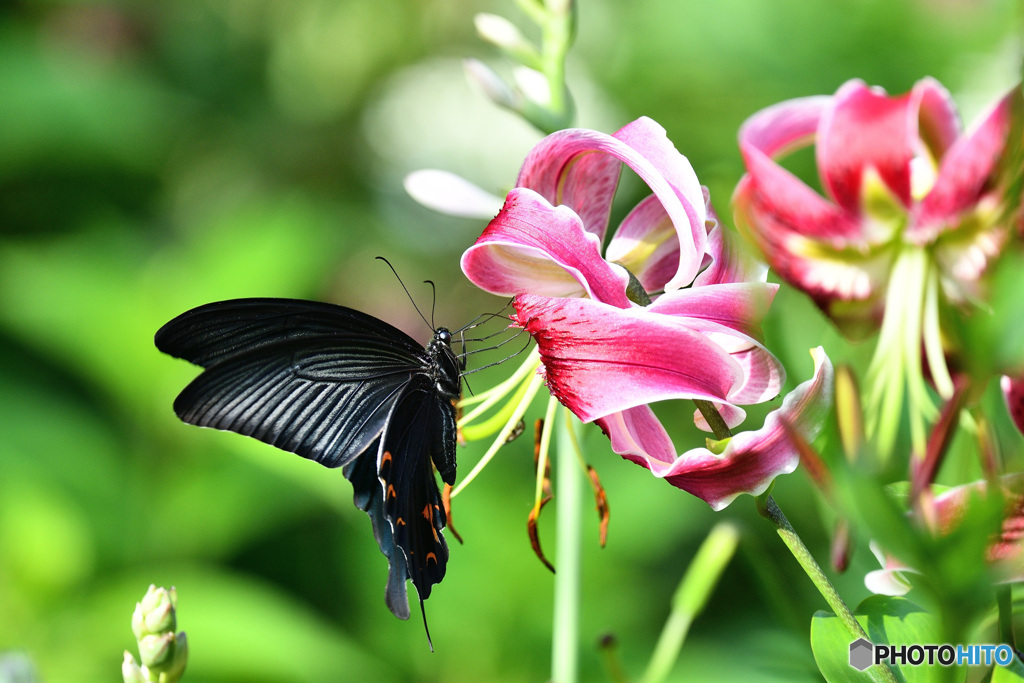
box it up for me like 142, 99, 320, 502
155, 298, 461, 621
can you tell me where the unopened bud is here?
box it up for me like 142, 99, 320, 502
160, 632, 189, 681
138, 633, 173, 668
122, 652, 146, 683
474, 13, 541, 69
463, 59, 518, 110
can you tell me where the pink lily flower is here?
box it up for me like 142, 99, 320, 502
461, 117, 834, 509
734, 78, 1023, 454
866, 475, 1024, 596
1003, 375, 1024, 436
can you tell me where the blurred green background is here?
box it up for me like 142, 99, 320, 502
0, 0, 1021, 681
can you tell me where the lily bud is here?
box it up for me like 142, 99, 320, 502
125, 585, 188, 682
138, 633, 173, 668
474, 14, 541, 69
463, 58, 518, 111
122, 652, 146, 683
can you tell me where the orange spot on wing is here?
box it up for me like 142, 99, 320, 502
381, 451, 392, 465
396, 517, 405, 526
422, 504, 431, 520
387, 484, 397, 499
426, 552, 438, 565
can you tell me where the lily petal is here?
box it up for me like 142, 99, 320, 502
866, 475, 1024, 594
1003, 375, 1024, 435
604, 194, 681, 295
461, 188, 632, 306
649, 286, 786, 406
864, 541, 915, 596
733, 185, 893, 337
737, 95, 862, 244
915, 86, 1015, 242
514, 294, 745, 423
617, 347, 834, 511
733, 163, 862, 253
516, 129, 622, 243
650, 282, 779, 344
596, 405, 677, 466
724, 343, 786, 406
614, 118, 708, 287
516, 117, 708, 289
403, 169, 505, 219
912, 77, 962, 162
818, 80, 917, 212
695, 216, 770, 287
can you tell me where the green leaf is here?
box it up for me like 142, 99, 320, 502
812, 595, 963, 683
992, 653, 1024, 682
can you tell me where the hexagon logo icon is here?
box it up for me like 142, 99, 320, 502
849, 638, 874, 671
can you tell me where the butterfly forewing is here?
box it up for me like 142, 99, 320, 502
155, 297, 462, 622
169, 337, 424, 468
155, 298, 425, 368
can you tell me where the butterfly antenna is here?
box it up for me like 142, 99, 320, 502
375, 256, 433, 332
424, 279, 437, 329
420, 599, 435, 653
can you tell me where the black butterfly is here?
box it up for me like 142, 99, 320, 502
154, 297, 462, 631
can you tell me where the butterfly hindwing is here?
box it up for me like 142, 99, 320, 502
379, 376, 455, 603
343, 444, 412, 619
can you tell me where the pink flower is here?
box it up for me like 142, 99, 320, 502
461, 117, 834, 509
866, 475, 1024, 596
1003, 375, 1024, 437
734, 79, 1023, 453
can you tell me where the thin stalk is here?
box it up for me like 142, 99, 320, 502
640, 522, 740, 683
756, 493, 899, 683
693, 398, 897, 683
998, 585, 1015, 650
552, 406, 583, 683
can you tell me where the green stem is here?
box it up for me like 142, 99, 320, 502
756, 493, 899, 683
690, 398, 895, 683
998, 585, 1016, 650
640, 523, 740, 683
552, 407, 582, 683
541, 11, 569, 121
694, 399, 732, 441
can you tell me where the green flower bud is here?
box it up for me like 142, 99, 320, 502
157, 633, 188, 682
138, 633, 173, 668
474, 13, 541, 70
132, 585, 177, 639
121, 652, 146, 683
143, 599, 176, 635
125, 585, 187, 682
130, 603, 146, 641
463, 59, 518, 111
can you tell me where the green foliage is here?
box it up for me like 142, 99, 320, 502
811, 595, 954, 683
